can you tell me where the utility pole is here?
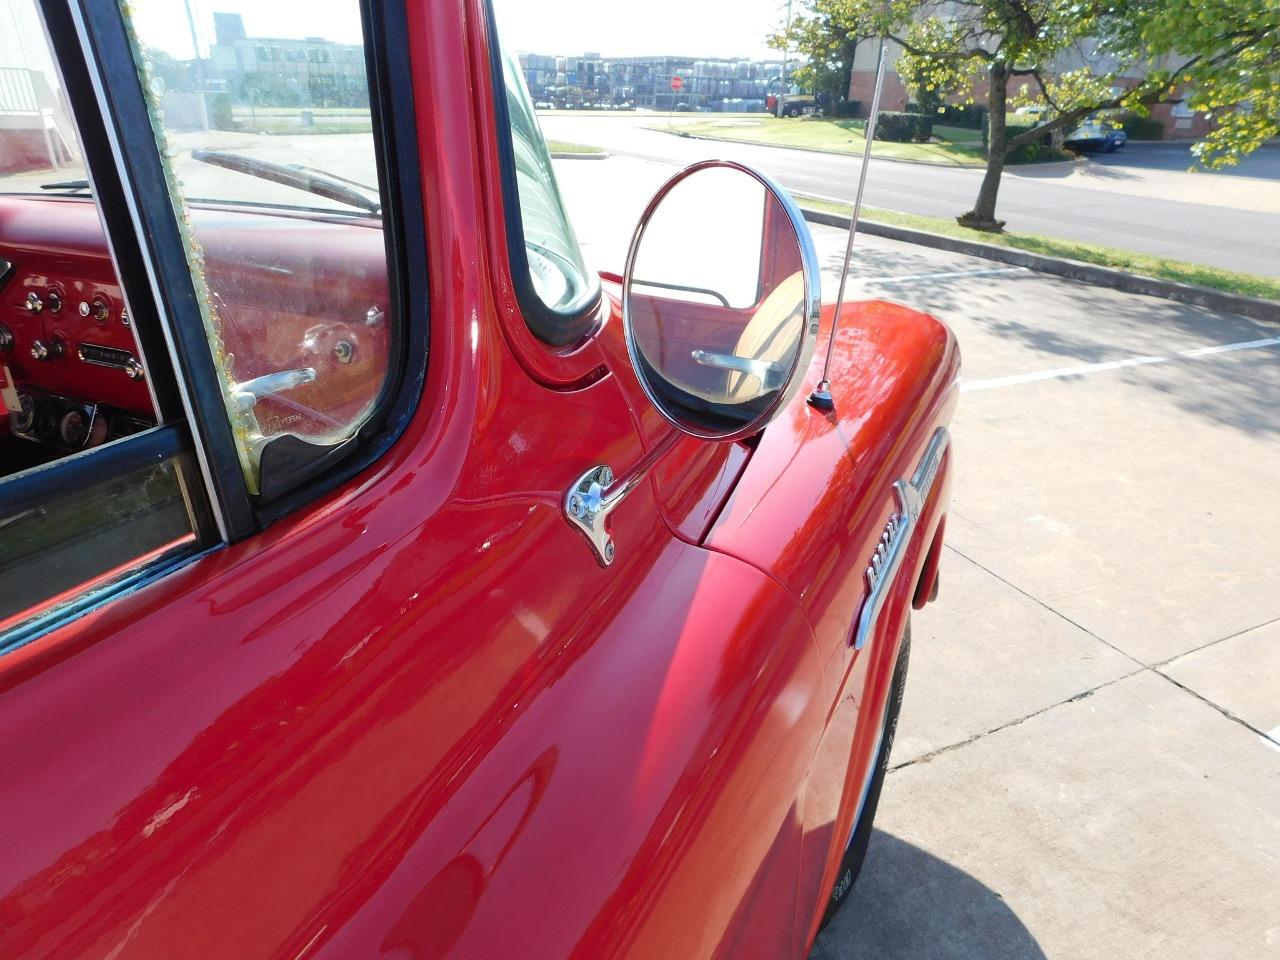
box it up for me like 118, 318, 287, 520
777, 0, 793, 118
182, 0, 209, 128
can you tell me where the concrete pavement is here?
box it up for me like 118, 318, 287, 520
552, 155, 1280, 957
802, 222, 1280, 959
541, 115, 1280, 277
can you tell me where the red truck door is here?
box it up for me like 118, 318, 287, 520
0, 3, 836, 959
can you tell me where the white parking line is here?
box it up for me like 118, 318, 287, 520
1263, 726, 1280, 754
961, 336, 1280, 393
855, 266, 1030, 285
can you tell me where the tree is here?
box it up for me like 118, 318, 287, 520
769, 2, 867, 108
1101, 0, 1280, 170
774, 0, 1278, 231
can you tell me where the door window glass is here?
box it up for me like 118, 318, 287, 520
118, 1, 396, 496
1, 0, 203, 648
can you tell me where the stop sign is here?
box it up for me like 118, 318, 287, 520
670, 76, 684, 92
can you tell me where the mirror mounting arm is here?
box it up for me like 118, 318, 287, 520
563, 430, 682, 567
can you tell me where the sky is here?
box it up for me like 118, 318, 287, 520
2, 0, 791, 71
491, 0, 791, 60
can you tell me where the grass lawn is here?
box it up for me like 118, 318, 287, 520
932, 123, 984, 144
797, 195, 1280, 301
660, 116, 986, 166
547, 140, 606, 155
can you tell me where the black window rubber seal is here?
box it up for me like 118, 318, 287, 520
483, 0, 603, 349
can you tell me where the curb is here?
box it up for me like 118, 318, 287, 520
656, 128, 1079, 171
800, 207, 1280, 324
549, 151, 610, 160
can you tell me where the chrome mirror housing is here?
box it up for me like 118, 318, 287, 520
621, 160, 821, 441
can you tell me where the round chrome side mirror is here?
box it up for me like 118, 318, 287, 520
622, 160, 821, 441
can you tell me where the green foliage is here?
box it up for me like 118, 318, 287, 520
875, 111, 933, 142
1121, 113, 1165, 141
831, 99, 863, 118
769, 1, 865, 102
774, 0, 1277, 222
983, 119, 1051, 162
938, 103, 986, 129
209, 94, 233, 131
1100, 0, 1280, 167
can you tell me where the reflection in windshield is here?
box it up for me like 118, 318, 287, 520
0, 0, 88, 193
1, 0, 379, 212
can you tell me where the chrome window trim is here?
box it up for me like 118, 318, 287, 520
65, 0, 235, 542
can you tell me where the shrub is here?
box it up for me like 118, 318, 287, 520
983, 118, 1052, 161
875, 111, 933, 142
940, 103, 987, 128
831, 99, 863, 118
208, 94, 234, 130
910, 102, 987, 128
1121, 113, 1164, 140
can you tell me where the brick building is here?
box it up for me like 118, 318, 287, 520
846, 39, 1215, 140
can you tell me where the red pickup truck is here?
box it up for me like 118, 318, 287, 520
0, 0, 958, 956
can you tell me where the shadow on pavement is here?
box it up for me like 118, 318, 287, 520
815, 235, 1280, 439
810, 831, 1046, 960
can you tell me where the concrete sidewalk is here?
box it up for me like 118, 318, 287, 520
802, 224, 1280, 960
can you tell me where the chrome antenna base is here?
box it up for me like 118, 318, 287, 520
807, 380, 834, 410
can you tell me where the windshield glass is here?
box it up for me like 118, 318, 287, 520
498, 42, 599, 326
0, 0, 88, 194
0, 0, 378, 214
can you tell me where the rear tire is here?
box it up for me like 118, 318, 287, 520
819, 622, 911, 929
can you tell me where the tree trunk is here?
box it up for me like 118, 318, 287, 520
958, 62, 1009, 232
840, 38, 858, 105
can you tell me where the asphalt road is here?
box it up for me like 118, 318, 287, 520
542, 115, 1280, 277
1092, 140, 1280, 179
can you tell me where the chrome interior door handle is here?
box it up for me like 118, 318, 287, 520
690, 349, 786, 391
231, 367, 317, 412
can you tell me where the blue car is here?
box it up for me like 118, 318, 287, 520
1066, 115, 1128, 152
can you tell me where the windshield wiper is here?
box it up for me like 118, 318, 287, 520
191, 150, 380, 215
40, 180, 91, 193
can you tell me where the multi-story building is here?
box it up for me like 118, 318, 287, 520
209, 12, 369, 108
518, 51, 787, 112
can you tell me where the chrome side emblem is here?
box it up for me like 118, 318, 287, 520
852, 427, 949, 650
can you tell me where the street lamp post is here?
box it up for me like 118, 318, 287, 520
777, 0, 794, 118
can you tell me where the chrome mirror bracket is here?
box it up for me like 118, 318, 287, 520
564, 465, 620, 567
563, 432, 680, 567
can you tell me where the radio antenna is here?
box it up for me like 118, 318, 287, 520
808, 34, 889, 411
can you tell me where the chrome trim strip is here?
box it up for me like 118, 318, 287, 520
852, 426, 950, 650
620, 159, 821, 442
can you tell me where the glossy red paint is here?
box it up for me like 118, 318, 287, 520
0, 2, 958, 958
